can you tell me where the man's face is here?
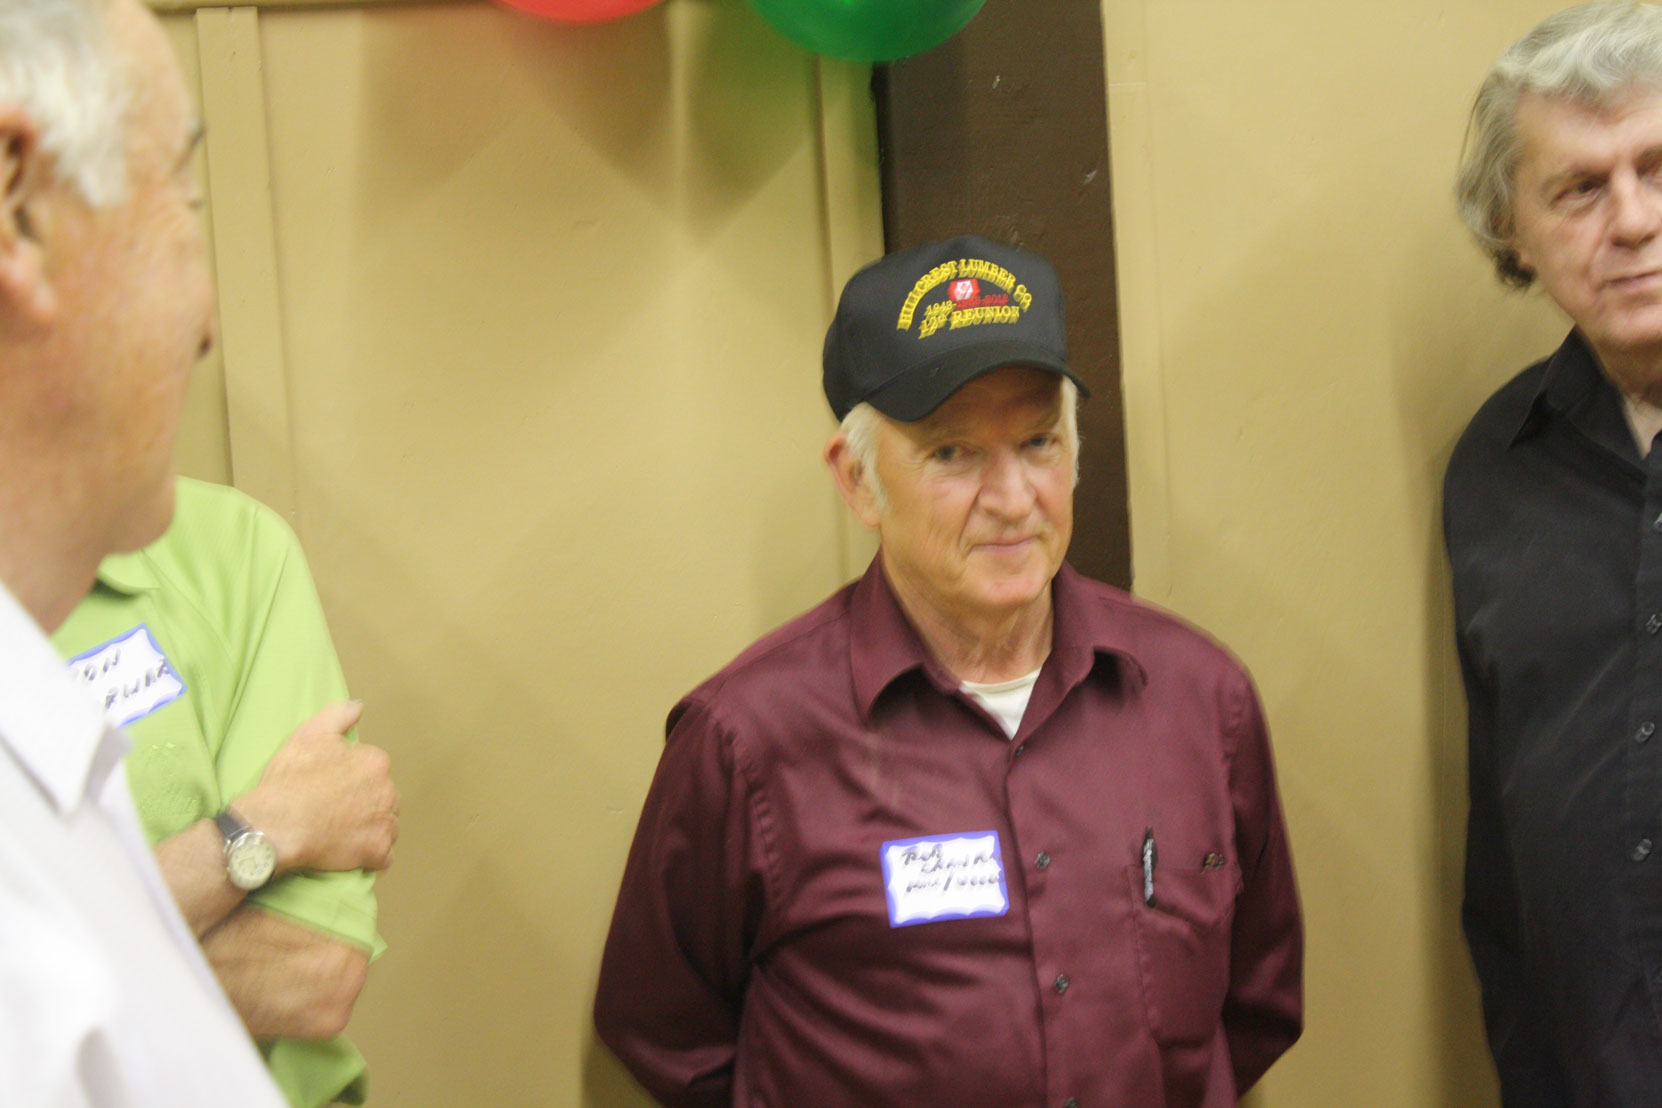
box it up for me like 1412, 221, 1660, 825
44, 0, 213, 551
864, 366, 1074, 630
1510, 87, 1662, 373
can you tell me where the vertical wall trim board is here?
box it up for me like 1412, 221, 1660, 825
194, 6, 299, 526
815, 57, 885, 582
1099, 0, 1172, 600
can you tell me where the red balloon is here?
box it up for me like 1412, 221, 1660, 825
494, 0, 662, 23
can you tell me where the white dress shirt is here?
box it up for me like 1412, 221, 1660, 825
0, 580, 285, 1108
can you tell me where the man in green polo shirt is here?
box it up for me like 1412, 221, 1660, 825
54, 476, 399, 1108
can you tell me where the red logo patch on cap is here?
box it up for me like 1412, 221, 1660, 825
897, 257, 1035, 338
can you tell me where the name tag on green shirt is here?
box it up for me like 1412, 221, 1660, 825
65, 625, 186, 728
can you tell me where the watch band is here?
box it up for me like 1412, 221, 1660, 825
213, 808, 249, 841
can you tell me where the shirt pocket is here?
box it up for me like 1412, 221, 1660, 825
1124, 860, 1239, 1047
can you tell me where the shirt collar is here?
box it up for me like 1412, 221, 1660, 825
92, 549, 160, 597
847, 555, 1147, 721
1511, 329, 1631, 455
0, 578, 128, 814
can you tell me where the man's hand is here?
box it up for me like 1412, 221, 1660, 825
153, 700, 396, 937
233, 700, 399, 876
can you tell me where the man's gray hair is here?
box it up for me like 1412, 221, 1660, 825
841, 376, 1081, 510
1457, 2, 1662, 287
0, 0, 128, 208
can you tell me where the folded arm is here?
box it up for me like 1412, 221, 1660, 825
152, 699, 397, 938
202, 905, 370, 1040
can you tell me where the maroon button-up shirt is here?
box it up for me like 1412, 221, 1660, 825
595, 558, 1302, 1108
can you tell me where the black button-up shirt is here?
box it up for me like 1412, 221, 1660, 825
1445, 329, 1662, 1108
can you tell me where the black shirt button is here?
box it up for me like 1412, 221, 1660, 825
1035, 852, 1052, 870
1062, 1100, 1079, 1108
1647, 614, 1662, 635
1054, 973, 1070, 994
1635, 839, 1654, 862
1013, 743, 1027, 757
1641, 722, 1656, 743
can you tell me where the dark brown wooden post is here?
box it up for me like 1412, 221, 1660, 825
873, 0, 1130, 589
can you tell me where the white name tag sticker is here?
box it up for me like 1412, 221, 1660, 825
65, 625, 186, 729
881, 831, 1009, 928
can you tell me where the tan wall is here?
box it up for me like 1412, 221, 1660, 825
155, 0, 1604, 1103
1104, 2, 1575, 1105
158, 2, 880, 1104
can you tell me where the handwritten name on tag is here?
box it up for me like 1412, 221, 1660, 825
881, 831, 1009, 928
65, 625, 186, 729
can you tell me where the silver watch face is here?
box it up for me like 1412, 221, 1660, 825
226, 830, 276, 890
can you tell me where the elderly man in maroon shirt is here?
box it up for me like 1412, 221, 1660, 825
594, 235, 1303, 1108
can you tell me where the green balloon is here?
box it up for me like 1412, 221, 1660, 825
748, 0, 987, 63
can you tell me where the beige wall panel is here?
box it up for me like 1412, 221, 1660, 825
248, 1, 878, 1103
1106, 1, 1574, 1105
159, 12, 232, 486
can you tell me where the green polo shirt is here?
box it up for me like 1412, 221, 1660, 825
53, 477, 383, 1108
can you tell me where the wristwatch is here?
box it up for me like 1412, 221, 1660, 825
214, 808, 277, 891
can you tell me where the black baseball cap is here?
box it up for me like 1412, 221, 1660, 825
822, 234, 1086, 421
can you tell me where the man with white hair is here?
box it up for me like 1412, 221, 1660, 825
1447, 3, 1662, 1103
0, 0, 286, 1102
595, 234, 1303, 1108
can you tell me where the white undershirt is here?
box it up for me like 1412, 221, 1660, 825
1622, 392, 1662, 458
960, 665, 1044, 739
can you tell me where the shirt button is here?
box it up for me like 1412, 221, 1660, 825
1635, 839, 1654, 862
1035, 852, 1052, 870
1647, 614, 1662, 635
1054, 973, 1070, 994
1014, 743, 1027, 757
1653, 513, 1662, 532
1062, 1100, 1079, 1108
1641, 722, 1657, 743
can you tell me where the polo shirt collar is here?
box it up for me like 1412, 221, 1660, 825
848, 555, 1147, 720
92, 549, 160, 597
0, 578, 128, 814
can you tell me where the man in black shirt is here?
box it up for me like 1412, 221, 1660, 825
1447, 3, 1662, 1105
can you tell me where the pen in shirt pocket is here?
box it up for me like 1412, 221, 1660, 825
1142, 826, 1156, 906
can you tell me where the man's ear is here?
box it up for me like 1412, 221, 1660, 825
825, 432, 883, 530
0, 107, 55, 327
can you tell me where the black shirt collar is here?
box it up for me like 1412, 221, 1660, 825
1512, 329, 1641, 468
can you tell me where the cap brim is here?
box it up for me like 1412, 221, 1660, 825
862, 340, 1088, 422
